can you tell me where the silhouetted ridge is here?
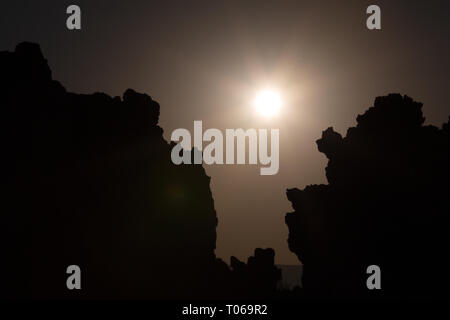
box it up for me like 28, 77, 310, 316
285, 94, 450, 298
229, 248, 281, 297
1, 42, 279, 299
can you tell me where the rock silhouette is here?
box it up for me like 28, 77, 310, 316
1, 42, 280, 299
230, 248, 281, 297
285, 94, 450, 298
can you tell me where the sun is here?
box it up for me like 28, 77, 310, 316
254, 89, 282, 118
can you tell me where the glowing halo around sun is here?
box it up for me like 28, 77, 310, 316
253, 89, 282, 118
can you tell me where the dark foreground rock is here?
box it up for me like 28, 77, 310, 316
0, 42, 280, 299
286, 94, 450, 299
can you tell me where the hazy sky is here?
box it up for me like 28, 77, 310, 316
2, 0, 449, 264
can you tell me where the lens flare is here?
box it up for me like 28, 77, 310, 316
254, 90, 282, 117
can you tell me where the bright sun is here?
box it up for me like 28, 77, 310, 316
254, 90, 282, 118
